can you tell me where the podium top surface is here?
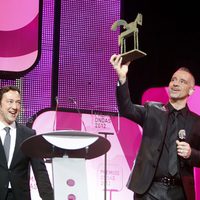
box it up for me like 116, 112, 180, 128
21, 130, 111, 159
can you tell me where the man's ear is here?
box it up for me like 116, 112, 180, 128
189, 88, 194, 96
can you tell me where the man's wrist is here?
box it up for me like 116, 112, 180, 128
118, 77, 126, 85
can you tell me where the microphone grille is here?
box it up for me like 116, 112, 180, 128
178, 129, 186, 140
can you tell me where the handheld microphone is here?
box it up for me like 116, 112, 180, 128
178, 129, 186, 142
116, 107, 120, 133
55, 96, 58, 105
178, 129, 186, 164
68, 97, 87, 132
53, 96, 59, 131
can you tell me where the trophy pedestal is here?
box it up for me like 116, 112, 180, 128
121, 49, 147, 64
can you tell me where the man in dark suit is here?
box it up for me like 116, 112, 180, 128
110, 54, 200, 200
0, 85, 54, 200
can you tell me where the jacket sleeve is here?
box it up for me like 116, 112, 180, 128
185, 117, 200, 167
116, 80, 146, 126
29, 129, 54, 200
31, 157, 54, 200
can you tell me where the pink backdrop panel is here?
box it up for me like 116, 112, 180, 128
31, 110, 142, 200
0, 0, 39, 72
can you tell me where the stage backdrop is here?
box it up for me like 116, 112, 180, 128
0, 0, 200, 199
0, 0, 120, 124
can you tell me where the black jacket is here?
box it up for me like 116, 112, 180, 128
0, 123, 53, 200
117, 81, 200, 199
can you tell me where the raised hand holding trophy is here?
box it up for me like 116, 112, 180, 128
111, 13, 147, 64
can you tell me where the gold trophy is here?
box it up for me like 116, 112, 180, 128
111, 13, 147, 64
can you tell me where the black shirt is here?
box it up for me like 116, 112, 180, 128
154, 102, 188, 179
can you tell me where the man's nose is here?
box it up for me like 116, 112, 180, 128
173, 80, 179, 86
11, 103, 18, 109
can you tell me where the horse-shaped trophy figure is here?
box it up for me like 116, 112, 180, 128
111, 13, 147, 64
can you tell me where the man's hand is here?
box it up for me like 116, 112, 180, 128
110, 54, 130, 85
176, 140, 191, 159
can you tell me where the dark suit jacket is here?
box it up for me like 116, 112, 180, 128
0, 123, 54, 200
117, 81, 200, 200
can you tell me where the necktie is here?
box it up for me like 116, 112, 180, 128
168, 111, 178, 176
3, 127, 11, 162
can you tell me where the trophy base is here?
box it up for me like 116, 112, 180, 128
121, 49, 147, 64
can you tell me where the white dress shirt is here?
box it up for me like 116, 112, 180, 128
0, 121, 17, 167
0, 121, 17, 188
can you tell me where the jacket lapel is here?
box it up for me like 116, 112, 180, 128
10, 125, 24, 168
184, 112, 195, 141
0, 138, 8, 168
160, 106, 169, 140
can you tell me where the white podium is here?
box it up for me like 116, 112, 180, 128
21, 130, 111, 200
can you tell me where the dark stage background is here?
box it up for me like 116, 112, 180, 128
122, 0, 200, 104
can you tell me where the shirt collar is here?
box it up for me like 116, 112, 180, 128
0, 121, 16, 130
166, 102, 188, 118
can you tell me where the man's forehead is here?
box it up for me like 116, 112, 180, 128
3, 90, 21, 98
173, 70, 191, 78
